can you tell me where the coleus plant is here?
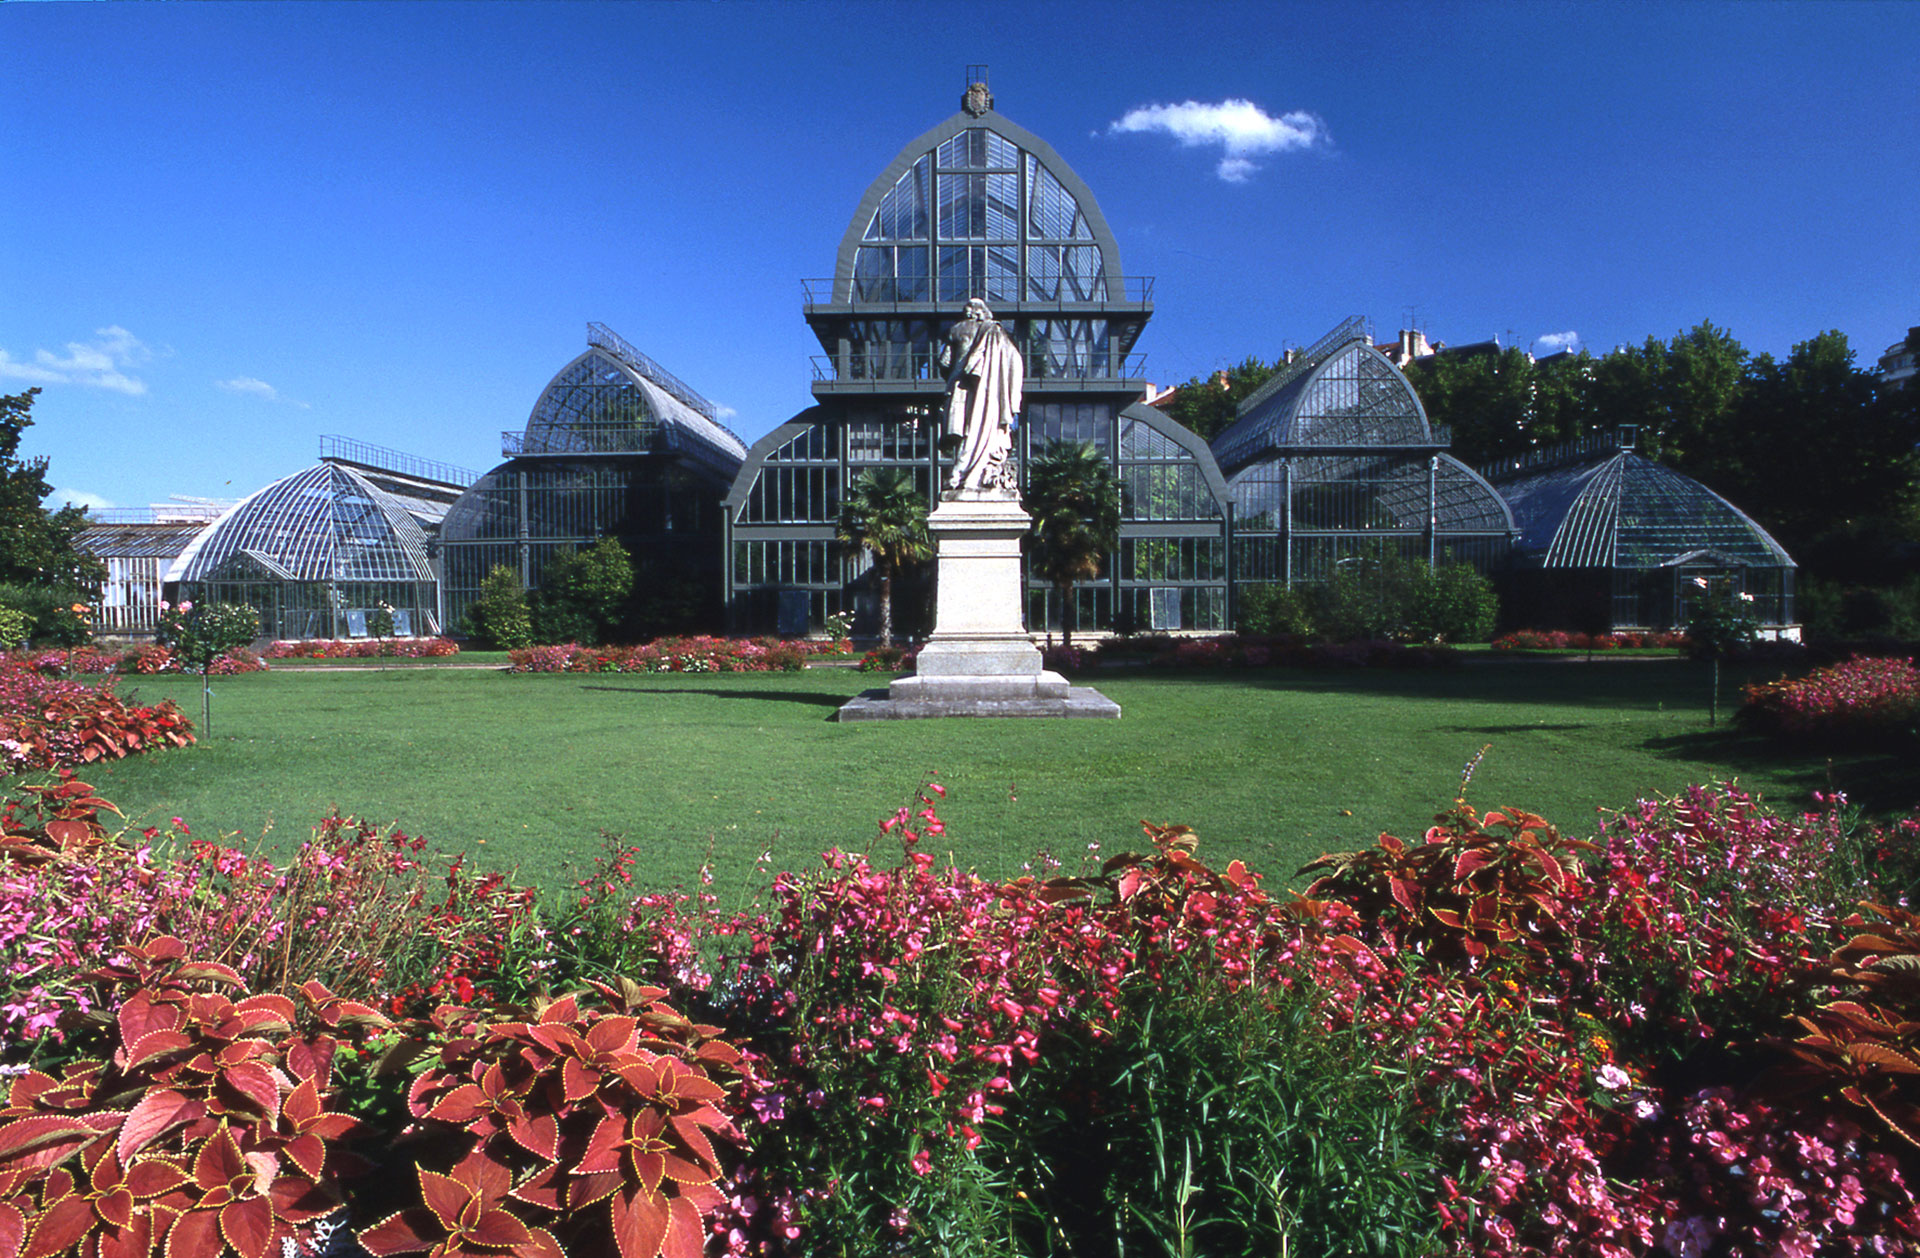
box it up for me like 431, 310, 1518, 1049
360, 975, 742, 1258
0, 935, 383, 1258
1772, 902, 1920, 1145
0, 776, 122, 866
1299, 801, 1596, 966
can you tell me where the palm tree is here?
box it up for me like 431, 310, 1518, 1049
1026, 440, 1123, 647
835, 467, 932, 649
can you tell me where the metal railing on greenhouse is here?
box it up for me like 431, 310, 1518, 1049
800, 275, 1155, 307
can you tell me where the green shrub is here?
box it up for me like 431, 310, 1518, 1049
531, 537, 634, 645
466, 564, 533, 651
1235, 582, 1316, 636
1405, 561, 1499, 644
1298, 557, 1499, 644
0, 581, 95, 647
0, 605, 27, 651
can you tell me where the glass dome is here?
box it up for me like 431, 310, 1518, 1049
166, 462, 438, 639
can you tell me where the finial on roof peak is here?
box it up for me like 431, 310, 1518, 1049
962, 66, 993, 117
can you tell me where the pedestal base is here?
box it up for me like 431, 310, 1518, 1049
833, 493, 1121, 721
835, 684, 1121, 721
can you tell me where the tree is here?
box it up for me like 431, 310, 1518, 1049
467, 565, 533, 651
156, 600, 260, 737
1407, 347, 1597, 468
1025, 440, 1123, 648
0, 389, 105, 591
836, 468, 931, 649
1156, 355, 1280, 442
532, 537, 635, 645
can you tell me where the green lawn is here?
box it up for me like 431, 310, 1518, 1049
72, 659, 1914, 899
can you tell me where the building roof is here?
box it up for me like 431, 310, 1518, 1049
1493, 447, 1793, 569
165, 462, 435, 585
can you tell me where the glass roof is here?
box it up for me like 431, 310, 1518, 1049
847, 121, 1113, 304
1211, 334, 1434, 474
1497, 450, 1793, 569
165, 463, 434, 584
521, 341, 746, 482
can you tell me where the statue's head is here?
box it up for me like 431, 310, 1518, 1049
963, 298, 994, 323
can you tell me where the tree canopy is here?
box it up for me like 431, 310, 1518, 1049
1152, 356, 1281, 443
0, 389, 105, 591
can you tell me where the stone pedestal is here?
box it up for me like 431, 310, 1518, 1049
836, 496, 1120, 721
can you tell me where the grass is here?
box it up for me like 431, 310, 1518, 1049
67, 658, 1913, 900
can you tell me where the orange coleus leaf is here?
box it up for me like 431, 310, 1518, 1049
1849, 1043, 1920, 1074
415, 1170, 471, 1235
586, 1017, 639, 1056
464, 1206, 533, 1251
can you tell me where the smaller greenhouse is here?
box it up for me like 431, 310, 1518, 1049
1488, 433, 1797, 634
1212, 318, 1514, 593
166, 462, 441, 640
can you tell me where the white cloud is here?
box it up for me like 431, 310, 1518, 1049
1536, 331, 1581, 352
0, 326, 153, 395
215, 376, 310, 408
1108, 99, 1328, 181
712, 402, 738, 422
51, 488, 116, 511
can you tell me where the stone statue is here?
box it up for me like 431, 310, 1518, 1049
938, 299, 1024, 496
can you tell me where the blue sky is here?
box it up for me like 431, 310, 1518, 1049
3, 0, 1916, 512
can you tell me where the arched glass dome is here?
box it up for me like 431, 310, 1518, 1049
165, 462, 438, 639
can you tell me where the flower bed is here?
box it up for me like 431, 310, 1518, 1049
1741, 655, 1920, 746
0, 663, 195, 772
1493, 628, 1691, 651
7, 645, 268, 676
508, 636, 830, 674
263, 637, 461, 660
7, 775, 1920, 1256
1047, 633, 1461, 671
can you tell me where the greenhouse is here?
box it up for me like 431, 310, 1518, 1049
1487, 433, 1797, 634
725, 78, 1232, 637
1212, 318, 1515, 590
438, 324, 747, 635
165, 461, 442, 640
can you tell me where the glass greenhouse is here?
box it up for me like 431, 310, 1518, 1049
726, 80, 1233, 637
1488, 434, 1797, 632
439, 324, 747, 634
166, 462, 441, 640
1213, 318, 1515, 590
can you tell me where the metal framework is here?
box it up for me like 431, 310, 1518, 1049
1490, 438, 1796, 630
439, 327, 744, 634
1217, 325, 1514, 591
727, 91, 1233, 638
165, 463, 440, 640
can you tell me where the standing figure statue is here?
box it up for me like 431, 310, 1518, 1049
938, 298, 1024, 495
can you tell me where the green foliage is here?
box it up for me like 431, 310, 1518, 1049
1156, 355, 1281, 442
1305, 557, 1499, 644
1026, 440, 1123, 647
467, 565, 533, 651
0, 389, 107, 592
1233, 582, 1316, 636
156, 601, 260, 671
836, 467, 931, 648
0, 605, 27, 651
531, 537, 634, 645
0, 582, 98, 648
1682, 581, 1760, 660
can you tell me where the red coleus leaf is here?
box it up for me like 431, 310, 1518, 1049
94, 1185, 135, 1231
1451, 849, 1492, 882
21, 1193, 94, 1258
125, 1031, 194, 1074
538, 995, 580, 1025
92, 1208, 154, 1258
507, 1111, 559, 1163
562, 1057, 600, 1105
509, 1164, 564, 1212
667, 1115, 717, 1173
577, 1115, 625, 1176
585, 1017, 638, 1056
115, 997, 179, 1057
660, 1195, 704, 1258
126, 1157, 191, 1199
356, 1207, 440, 1256
449, 1151, 511, 1205
192, 1126, 248, 1193
518, 1226, 566, 1258
173, 962, 244, 989
569, 1170, 623, 1211
1387, 876, 1420, 914
219, 1195, 276, 1258
0, 1116, 103, 1177
415, 1170, 471, 1235
119, 1090, 199, 1164
421, 1084, 483, 1127
611, 1184, 668, 1258
281, 1134, 326, 1182
215, 1063, 280, 1124
465, 1206, 533, 1251
268, 1174, 339, 1225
